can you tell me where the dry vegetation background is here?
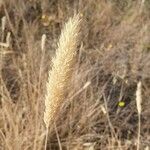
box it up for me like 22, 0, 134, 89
0, 0, 150, 150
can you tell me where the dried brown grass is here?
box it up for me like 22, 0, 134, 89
0, 0, 150, 149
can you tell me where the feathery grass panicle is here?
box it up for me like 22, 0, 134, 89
44, 14, 81, 128
41, 34, 46, 52
136, 81, 142, 114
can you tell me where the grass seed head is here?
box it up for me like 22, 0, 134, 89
44, 14, 81, 128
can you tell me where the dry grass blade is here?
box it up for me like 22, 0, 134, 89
136, 81, 142, 150
44, 14, 82, 128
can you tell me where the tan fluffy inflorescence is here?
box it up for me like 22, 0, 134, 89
44, 14, 81, 128
136, 81, 142, 114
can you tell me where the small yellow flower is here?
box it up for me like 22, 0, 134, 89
108, 44, 113, 48
118, 101, 125, 107
107, 44, 113, 51
79, 13, 83, 17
